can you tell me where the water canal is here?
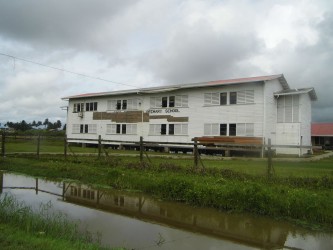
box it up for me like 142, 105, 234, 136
0, 171, 332, 249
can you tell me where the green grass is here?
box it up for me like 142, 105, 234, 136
0, 223, 103, 250
5, 138, 98, 154
0, 194, 114, 250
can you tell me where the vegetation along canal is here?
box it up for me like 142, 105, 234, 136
1, 172, 332, 250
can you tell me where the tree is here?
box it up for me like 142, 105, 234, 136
56, 120, 62, 129
43, 118, 49, 126
18, 120, 31, 131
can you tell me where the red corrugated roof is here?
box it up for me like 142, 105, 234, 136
62, 74, 286, 100
312, 123, 333, 136
207, 74, 283, 85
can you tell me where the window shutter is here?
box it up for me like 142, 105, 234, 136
237, 91, 246, 104
237, 123, 246, 136
175, 95, 188, 107
88, 124, 97, 134
204, 124, 211, 135
182, 124, 188, 135
245, 123, 254, 136
211, 123, 219, 135
127, 124, 137, 134
149, 124, 161, 135
107, 100, 117, 110
204, 93, 211, 106
72, 124, 80, 133
132, 98, 138, 110
292, 95, 299, 122
284, 96, 293, 122
182, 95, 188, 107
211, 93, 219, 105
107, 124, 117, 134
277, 97, 284, 122
150, 97, 161, 108
245, 90, 254, 103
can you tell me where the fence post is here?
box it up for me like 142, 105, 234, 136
193, 139, 198, 168
35, 178, 39, 195
1, 131, 5, 158
36, 134, 41, 159
267, 138, 273, 178
140, 136, 143, 163
98, 135, 102, 159
64, 137, 67, 160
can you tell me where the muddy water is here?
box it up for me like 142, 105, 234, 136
1, 172, 332, 250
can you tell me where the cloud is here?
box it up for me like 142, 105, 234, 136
0, 0, 332, 123
0, 0, 135, 50
144, 23, 262, 84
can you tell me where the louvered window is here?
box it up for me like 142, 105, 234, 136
72, 124, 80, 134
174, 124, 188, 135
236, 123, 254, 136
107, 124, 137, 134
149, 124, 161, 135
150, 97, 162, 108
204, 123, 219, 135
277, 95, 299, 123
175, 95, 188, 107
204, 93, 220, 105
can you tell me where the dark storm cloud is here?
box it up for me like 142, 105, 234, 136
145, 22, 263, 84
281, 11, 333, 122
0, 0, 136, 49
311, 12, 333, 122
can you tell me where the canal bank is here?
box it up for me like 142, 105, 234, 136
1, 172, 333, 250
1, 155, 333, 232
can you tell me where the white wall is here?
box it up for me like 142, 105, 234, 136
299, 94, 312, 154
65, 80, 313, 155
67, 82, 267, 144
262, 79, 284, 146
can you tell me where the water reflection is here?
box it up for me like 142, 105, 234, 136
64, 184, 289, 249
1, 171, 332, 250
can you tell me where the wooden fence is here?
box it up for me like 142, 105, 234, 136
1, 131, 312, 178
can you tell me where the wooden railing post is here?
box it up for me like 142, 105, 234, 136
36, 134, 41, 159
1, 131, 5, 158
267, 138, 273, 179
64, 137, 67, 160
140, 136, 143, 163
98, 135, 102, 159
194, 139, 198, 168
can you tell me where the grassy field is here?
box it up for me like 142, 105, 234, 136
4, 137, 97, 154
4, 136, 333, 177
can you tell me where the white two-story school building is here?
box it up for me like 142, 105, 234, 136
62, 74, 317, 155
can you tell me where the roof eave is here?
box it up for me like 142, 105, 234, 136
277, 74, 290, 90
274, 88, 317, 101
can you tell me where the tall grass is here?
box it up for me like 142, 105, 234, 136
0, 194, 101, 246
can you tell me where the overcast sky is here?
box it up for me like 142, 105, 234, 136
0, 0, 332, 125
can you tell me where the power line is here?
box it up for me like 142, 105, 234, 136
0, 52, 138, 88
